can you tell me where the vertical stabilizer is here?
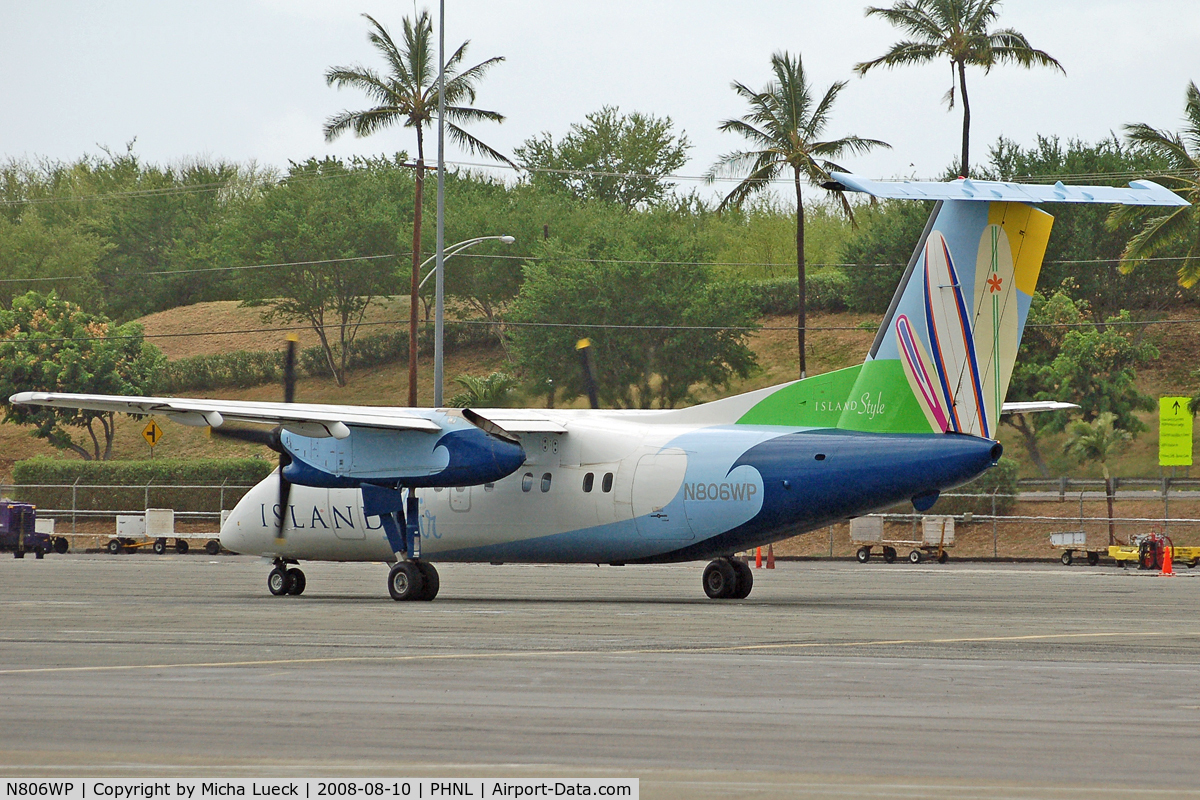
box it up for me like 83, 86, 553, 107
836, 200, 1052, 436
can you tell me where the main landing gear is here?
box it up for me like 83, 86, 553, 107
702, 557, 753, 600
388, 561, 439, 601
267, 558, 306, 596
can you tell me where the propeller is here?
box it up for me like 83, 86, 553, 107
575, 338, 600, 410
207, 335, 298, 544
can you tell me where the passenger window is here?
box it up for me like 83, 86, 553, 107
521, 473, 534, 493
484, 482, 495, 492
540, 473, 552, 493
602, 472, 614, 493
582, 472, 594, 493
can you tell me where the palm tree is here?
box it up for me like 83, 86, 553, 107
1063, 412, 1131, 545
448, 371, 518, 408
324, 11, 513, 405
854, 0, 1063, 176
708, 51, 888, 378
1109, 81, 1200, 285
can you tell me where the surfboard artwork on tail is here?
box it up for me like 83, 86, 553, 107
10, 173, 1186, 600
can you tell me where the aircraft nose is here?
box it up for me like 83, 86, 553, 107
220, 474, 275, 555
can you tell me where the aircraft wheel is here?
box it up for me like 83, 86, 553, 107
1088, 551, 1100, 567
702, 559, 737, 599
205, 539, 221, 556
106, 539, 122, 555
730, 559, 753, 599
883, 547, 897, 564
175, 539, 189, 554
153, 538, 167, 555
388, 562, 424, 601
267, 567, 290, 596
908, 549, 923, 564
856, 547, 871, 563
415, 562, 440, 601
1061, 550, 1073, 566
53, 537, 69, 554
286, 568, 306, 596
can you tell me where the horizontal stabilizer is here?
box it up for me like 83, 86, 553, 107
1001, 401, 1080, 414
828, 172, 1188, 207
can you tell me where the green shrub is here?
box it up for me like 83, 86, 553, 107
928, 457, 1019, 516
736, 272, 850, 316
10, 457, 274, 512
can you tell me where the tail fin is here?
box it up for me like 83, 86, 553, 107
720, 175, 1185, 433
838, 199, 1052, 436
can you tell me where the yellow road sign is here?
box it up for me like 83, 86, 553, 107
1159, 396, 1193, 466
142, 419, 164, 448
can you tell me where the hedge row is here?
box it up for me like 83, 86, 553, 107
10, 457, 275, 513
739, 271, 851, 316
162, 323, 498, 391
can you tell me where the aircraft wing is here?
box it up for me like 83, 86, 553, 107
8, 391, 441, 438
828, 172, 1188, 206
1001, 401, 1080, 414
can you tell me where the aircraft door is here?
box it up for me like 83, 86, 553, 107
449, 485, 471, 512
632, 451, 694, 540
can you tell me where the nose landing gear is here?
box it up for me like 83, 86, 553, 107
702, 557, 753, 599
267, 559, 306, 596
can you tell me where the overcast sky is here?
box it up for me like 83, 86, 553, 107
2, 1, 1197, 199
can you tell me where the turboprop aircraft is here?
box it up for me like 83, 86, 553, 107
12, 174, 1186, 601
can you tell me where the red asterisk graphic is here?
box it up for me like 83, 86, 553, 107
987, 274, 1003, 293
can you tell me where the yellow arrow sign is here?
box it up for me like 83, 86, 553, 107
1159, 396, 1192, 466
142, 419, 164, 448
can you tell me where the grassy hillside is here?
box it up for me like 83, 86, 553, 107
0, 301, 1196, 483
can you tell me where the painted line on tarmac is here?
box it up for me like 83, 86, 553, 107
0, 630, 1191, 676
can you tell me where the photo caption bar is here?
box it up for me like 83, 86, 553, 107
2, 780, 638, 800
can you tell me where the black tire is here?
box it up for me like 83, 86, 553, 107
937, 550, 949, 564
702, 559, 737, 599
14, 549, 24, 559
53, 537, 68, 554
175, 539, 189, 554
1189, 559, 1198, 569
267, 567, 290, 596
388, 562, 424, 601
153, 538, 167, 555
35, 548, 45, 559
106, 539, 122, 555
883, 547, 897, 564
1087, 551, 1100, 567
908, 549, 922, 564
415, 561, 440, 601
1119, 559, 1128, 569
731, 559, 754, 599
205, 539, 220, 556
286, 568, 306, 596
1061, 550, 1073, 566
856, 547, 871, 563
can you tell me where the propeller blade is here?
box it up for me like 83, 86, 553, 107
575, 338, 600, 410
275, 335, 298, 543
275, 453, 292, 545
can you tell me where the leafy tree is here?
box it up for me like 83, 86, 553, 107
0, 291, 165, 460
0, 210, 106, 309
1002, 285, 1157, 476
223, 158, 399, 386
323, 10, 512, 404
708, 51, 888, 378
839, 197, 934, 312
854, 0, 1063, 176
508, 239, 758, 409
1063, 411, 1130, 544
447, 371, 518, 408
1108, 81, 1200, 286
515, 106, 691, 210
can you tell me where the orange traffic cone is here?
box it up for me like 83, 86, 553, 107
1161, 543, 1175, 576
755, 547, 763, 569
766, 544, 775, 569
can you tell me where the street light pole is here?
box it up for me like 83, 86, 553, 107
416, 235, 514, 406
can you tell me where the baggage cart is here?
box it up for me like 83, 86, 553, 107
852, 515, 955, 564
1050, 530, 1107, 566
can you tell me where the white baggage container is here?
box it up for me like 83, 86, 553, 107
145, 508, 174, 537
116, 515, 146, 538
849, 516, 883, 543
922, 516, 955, 546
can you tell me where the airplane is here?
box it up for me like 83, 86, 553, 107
11, 174, 1186, 601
